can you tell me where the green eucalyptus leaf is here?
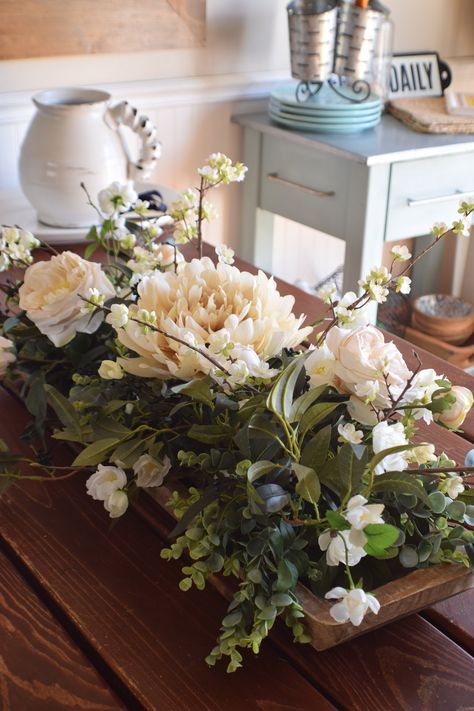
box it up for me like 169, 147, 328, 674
446, 499, 466, 522
266, 355, 306, 420
255, 483, 290, 513
276, 558, 299, 591
72, 437, 121, 467
371, 471, 430, 505
270, 592, 293, 607
399, 545, 419, 568
428, 491, 447, 514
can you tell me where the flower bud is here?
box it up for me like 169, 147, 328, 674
436, 386, 473, 430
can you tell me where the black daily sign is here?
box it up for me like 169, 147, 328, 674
389, 52, 452, 100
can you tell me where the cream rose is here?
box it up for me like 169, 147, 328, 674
436, 385, 473, 430
133, 454, 171, 488
116, 257, 312, 379
104, 490, 129, 518
86, 464, 127, 501
0, 335, 16, 376
18, 251, 115, 347
325, 325, 412, 421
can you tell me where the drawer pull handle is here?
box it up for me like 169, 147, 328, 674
266, 172, 335, 198
407, 189, 474, 208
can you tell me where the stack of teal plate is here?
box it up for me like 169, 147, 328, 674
269, 83, 383, 134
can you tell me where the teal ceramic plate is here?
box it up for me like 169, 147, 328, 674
271, 82, 381, 112
268, 109, 380, 133
269, 98, 382, 120
270, 101, 381, 123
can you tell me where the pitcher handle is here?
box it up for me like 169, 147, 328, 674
108, 101, 161, 181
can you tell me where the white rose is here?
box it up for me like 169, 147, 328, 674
325, 587, 380, 626
318, 529, 367, 567
98, 360, 124, 380
104, 490, 129, 518
0, 335, 16, 376
372, 421, 409, 475
325, 326, 412, 412
86, 464, 127, 501
18, 251, 115, 347
344, 495, 385, 530
133, 454, 171, 488
436, 386, 473, 430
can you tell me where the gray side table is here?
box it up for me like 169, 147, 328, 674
232, 112, 474, 299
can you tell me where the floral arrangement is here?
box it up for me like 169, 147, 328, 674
1, 153, 474, 673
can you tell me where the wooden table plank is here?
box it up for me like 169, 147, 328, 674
425, 591, 474, 655
0, 548, 124, 711
0, 390, 337, 711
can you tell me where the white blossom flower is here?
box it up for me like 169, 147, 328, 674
408, 443, 437, 465
0, 334, 16, 376
98, 181, 138, 216
390, 245, 412, 262
354, 380, 380, 403
198, 153, 248, 185
104, 490, 129, 518
372, 421, 409, 475
106, 303, 129, 329
306, 344, 335, 387
317, 283, 337, 304
119, 233, 136, 250
18, 251, 115, 347
344, 495, 384, 530
227, 359, 250, 386
116, 258, 311, 379
333, 291, 368, 329
337, 422, 363, 444
0, 226, 40, 271
396, 276, 412, 295
86, 464, 127, 501
445, 475, 465, 500
325, 587, 380, 626
208, 328, 232, 355
215, 244, 235, 265
133, 454, 171, 488
80, 287, 106, 313
432, 222, 448, 238
318, 529, 367, 567
98, 360, 124, 380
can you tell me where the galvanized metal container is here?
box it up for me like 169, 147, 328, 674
287, 1, 338, 82
334, 2, 384, 81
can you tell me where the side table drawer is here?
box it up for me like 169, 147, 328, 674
385, 153, 474, 242
260, 134, 349, 236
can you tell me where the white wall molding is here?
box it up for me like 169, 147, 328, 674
0, 70, 288, 125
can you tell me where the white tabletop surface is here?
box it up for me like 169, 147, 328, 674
232, 112, 474, 166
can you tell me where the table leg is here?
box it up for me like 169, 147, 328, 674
238, 127, 274, 271
342, 161, 391, 323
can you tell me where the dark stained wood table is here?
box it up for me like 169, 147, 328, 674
1, 246, 474, 710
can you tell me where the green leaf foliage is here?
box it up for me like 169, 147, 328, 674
72, 437, 121, 467
44, 385, 83, 440
371, 471, 431, 505
266, 355, 306, 420
300, 425, 331, 470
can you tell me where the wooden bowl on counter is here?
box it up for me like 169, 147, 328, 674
412, 294, 474, 345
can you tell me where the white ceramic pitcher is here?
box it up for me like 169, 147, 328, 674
19, 87, 161, 228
